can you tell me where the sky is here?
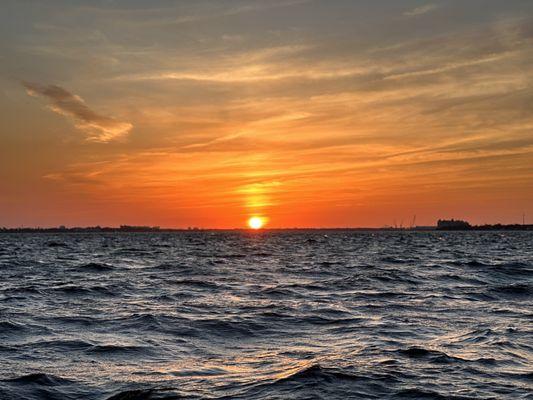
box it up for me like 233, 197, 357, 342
1, 0, 532, 228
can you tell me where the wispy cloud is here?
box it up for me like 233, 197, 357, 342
23, 82, 132, 142
404, 4, 437, 17
3, 3, 532, 226
172, 0, 311, 25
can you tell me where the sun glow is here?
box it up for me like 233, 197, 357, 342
248, 216, 265, 229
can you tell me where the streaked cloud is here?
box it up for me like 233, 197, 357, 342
1, 1, 532, 227
404, 4, 437, 17
23, 82, 132, 142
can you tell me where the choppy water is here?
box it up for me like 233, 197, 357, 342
0, 231, 531, 400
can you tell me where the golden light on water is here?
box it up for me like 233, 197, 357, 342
248, 216, 266, 230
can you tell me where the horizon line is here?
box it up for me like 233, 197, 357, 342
2, 223, 532, 232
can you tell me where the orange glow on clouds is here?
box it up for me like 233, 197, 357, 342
1, 2, 532, 228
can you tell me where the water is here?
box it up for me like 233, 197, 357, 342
0, 231, 531, 399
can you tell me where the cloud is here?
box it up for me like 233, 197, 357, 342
171, 0, 311, 25
404, 4, 437, 17
23, 82, 132, 142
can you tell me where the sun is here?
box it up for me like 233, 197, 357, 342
248, 216, 265, 230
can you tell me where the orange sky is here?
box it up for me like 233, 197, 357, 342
1, 1, 532, 228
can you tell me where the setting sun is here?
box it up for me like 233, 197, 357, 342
248, 216, 265, 230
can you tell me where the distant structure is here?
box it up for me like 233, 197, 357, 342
119, 225, 160, 232
437, 219, 471, 230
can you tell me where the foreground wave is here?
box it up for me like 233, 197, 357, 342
0, 231, 531, 399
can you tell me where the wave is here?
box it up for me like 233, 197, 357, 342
189, 252, 247, 259
259, 286, 299, 297
219, 253, 247, 259
20, 338, 94, 351
251, 252, 273, 257
494, 261, 532, 270
0, 320, 27, 333
397, 347, 466, 363
170, 279, 221, 289
449, 328, 495, 344
502, 371, 533, 382
274, 364, 360, 384
396, 347, 497, 365
112, 247, 158, 256
466, 283, 533, 301
45, 241, 69, 248
5, 373, 73, 386
193, 318, 270, 337
464, 260, 491, 267
76, 262, 115, 272
2, 285, 43, 295
370, 273, 419, 285
235, 363, 401, 399
111, 314, 194, 337
449, 259, 491, 267
50, 284, 118, 297
489, 283, 532, 297
380, 256, 409, 264
151, 263, 192, 272
86, 344, 150, 355
46, 315, 98, 327
106, 389, 155, 400
395, 388, 478, 399
105, 387, 181, 400
1, 373, 95, 400
15, 337, 151, 357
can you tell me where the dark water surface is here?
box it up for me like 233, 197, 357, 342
0, 231, 531, 399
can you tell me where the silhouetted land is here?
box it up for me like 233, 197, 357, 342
437, 224, 533, 231
1, 224, 532, 233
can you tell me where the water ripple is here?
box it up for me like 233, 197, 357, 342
0, 231, 531, 399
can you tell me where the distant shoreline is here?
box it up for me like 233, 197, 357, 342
1, 225, 532, 233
